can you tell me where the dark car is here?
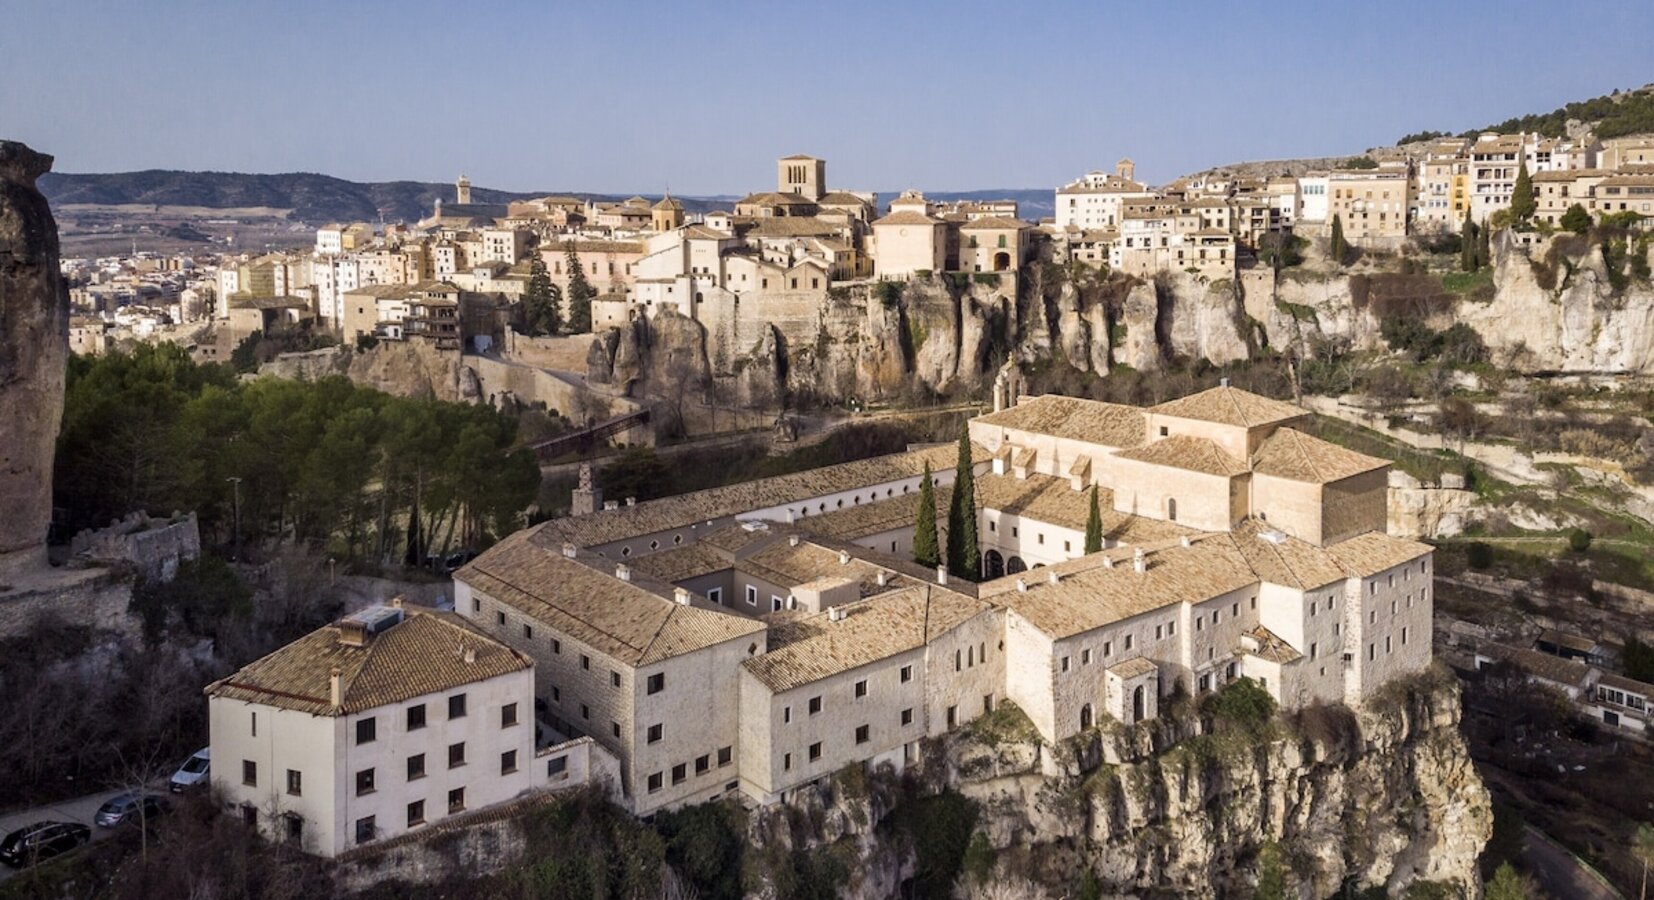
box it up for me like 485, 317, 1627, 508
93, 792, 169, 828
0, 821, 91, 868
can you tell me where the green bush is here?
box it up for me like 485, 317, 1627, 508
1568, 528, 1593, 553
1202, 676, 1276, 728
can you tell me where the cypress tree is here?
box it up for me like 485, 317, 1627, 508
913, 461, 940, 569
1460, 209, 1478, 272
1328, 214, 1348, 265
565, 241, 595, 333
946, 429, 979, 580
1084, 484, 1103, 554
523, 253, 562, 336
1477, 217, 1492, 269
1510, 161, 1536, 223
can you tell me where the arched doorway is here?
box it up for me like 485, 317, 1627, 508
1166, 497, 1178, 522
1006, 556, 1027, 574
1080, 703, 1093, 730
984, 550, 1005, 579
993, 251, 1011, 271
1132, 685, 1145, 723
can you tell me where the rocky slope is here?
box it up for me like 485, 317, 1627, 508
746, 670, 1488, 899
255, 340, 482, 403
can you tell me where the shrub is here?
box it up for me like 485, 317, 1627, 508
1202, 676, 1276, 728
1568, 528, 1593, 553
1466, 542, 1494, 570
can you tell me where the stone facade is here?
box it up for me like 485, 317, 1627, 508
69, 511, 201, 581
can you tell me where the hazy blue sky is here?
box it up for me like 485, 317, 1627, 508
2, 0, 1650, 195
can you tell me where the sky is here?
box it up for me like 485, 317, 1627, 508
2, 0, 1651, 196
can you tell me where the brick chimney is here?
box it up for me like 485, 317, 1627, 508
329, 667, 343, 708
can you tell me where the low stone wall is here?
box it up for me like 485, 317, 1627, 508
70, 511, 200, 581
0, 566, 134, 637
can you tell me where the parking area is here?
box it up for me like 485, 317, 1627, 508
0, 787, 148, 883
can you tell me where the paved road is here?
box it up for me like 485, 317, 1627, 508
0, 787, 134, 883
1523, 825, 1624, 900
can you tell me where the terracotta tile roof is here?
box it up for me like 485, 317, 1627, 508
1241, 625, 1303, 664
796, 486, 951, 541
747, 217, 843, 238
741, 586, 993, 692
1148, 386, 1306, 428
206, 607, 529, 716
987, 536, 1257, 638
1596, 671, 1654, 696
1224, 521, 1348, 589
1537, 629, 1600, 654
974, 395, 1147, 448
457, 528, 765, 666
535, 444, 977, 548
1322, 531, 1432, 575
739, 539, 898, 597
1250, 428, 1388, 483
1482, 643, 1592, 688
959, 215, 1032, 230
872, 210, 941, 226
626, 543, 731, 583
681, 225, 732, 240
1113, 435, 1249, 477
1108, 656, 1158, 679
818, 192, 873, 206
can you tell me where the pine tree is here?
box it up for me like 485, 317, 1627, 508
565, 241, 595, 333
1561, 202, 1592, 235
913, 461, 940, 569
1084, 484, 1103, 554
1328, 214, 1348, 265
522, 253, 562, 336
1510, 161, 1536, 223
1483, 863, 1532, 900
1460, 209, 1479, 272
945, 430, 979, 580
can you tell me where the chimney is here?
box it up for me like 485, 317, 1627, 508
1048, 570, 1060, 585
625, 496, 637, 507
1015, 578, 1028, 593
828, 606, 843, 622
1133, 548, 1146, 574
615, 564, 632, 582
462, 647, 476, 664
876, 570, 890, 587
789, 534, 800, 547
936, 565, 948, 586
562, 542, 578, 558
1103, 556, 1115, 569
390, 596, 404, 609
1220, 376, 1231, 388
1180, 535, 1192, 548
329, 667, 343, 708
673, 587, 692, 606
838, 550, 850, 565
603, 500, 619, 510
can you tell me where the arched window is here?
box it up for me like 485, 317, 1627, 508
1167, 497, 1178, 522
984, 550, 1005, 579
1080, 703, 1093, 730
1006, 556, 1027, 574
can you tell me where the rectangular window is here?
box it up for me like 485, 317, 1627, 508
355, 816, 375, 845
355, 768, 376, 796
1124, 635, 1134, 650
286, 769, 301, 796
854, 679, 868, 698
647, 772, 663, 793
855, 724, 870, 744
808, 742, 822, 761
648, 723, 663, 743
356, 717, 376, 745
408, 754, 426, 780
448, 788, 465, 814
900, 665, 913, 683
407, 704, 427, 730
448, 694, 467, 719
672, 763, 687, 785
243, 760, 257, 787
1104, 640, 1112, 656
407, 800, 425, 827
696, 754, 710, 775
448, 742, 466, 768
496, 611, 505, 626
1061, 656, 1070, 672
547, 756, 568, 778
783, 753, 793, 771
901, 708, 914, 726
718, 746, 732, 766
612, 721, 620, 738
647, 673, 666, 694
946, 705, 957, 727
809, 696, 822, 715
581, 655, 591, 670
1082, 649, 1092, 665
784, 706, 792, 724
523, 623, 533, 640
610, 671, 621, 688
501, 750, 518, 774
502, 703, 518, 728
552, 639, 561, 654
746, 586, 758, 606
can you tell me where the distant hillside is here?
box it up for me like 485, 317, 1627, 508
1396, 84, 1654, 145
915, 189, 1056, 221
36, 170, 725, 225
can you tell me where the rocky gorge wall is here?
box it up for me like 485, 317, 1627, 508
745, 671, 1488, 899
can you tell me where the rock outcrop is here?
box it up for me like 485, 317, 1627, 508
255, 341, 477, 403
0, 141, 70, 579
746, 672, 1488, 899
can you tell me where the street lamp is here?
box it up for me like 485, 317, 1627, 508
226, 476, 242, 561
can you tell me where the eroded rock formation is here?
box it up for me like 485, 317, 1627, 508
0, 141, 69, 579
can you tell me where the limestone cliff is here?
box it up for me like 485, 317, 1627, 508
745, 671, 1488, 899
0, 141, 70, 578
256, 341, 480, 403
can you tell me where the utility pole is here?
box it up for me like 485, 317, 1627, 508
227, 476, 242, 561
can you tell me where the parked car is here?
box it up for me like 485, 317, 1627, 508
93, 792, 169, 829
0, 821, 91, 868
169, 747, 210, 792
